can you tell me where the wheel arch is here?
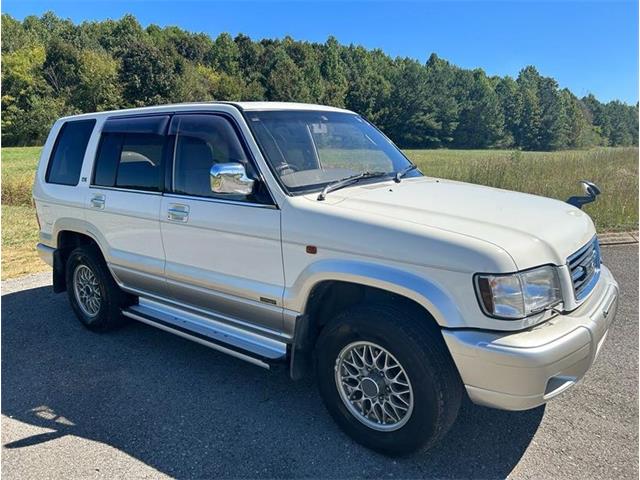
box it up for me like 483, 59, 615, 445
51, 219, 111, 293
287, 259, 464, 328
287, 260, 464, 380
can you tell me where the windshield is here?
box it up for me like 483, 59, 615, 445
245, 110, 418, 194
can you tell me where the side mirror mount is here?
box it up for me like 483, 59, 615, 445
210, 162, 255, 196
566, 180, 601, 209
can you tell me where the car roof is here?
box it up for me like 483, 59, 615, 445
57, 101, 355, 122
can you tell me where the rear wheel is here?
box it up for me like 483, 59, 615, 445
315, 303, 463, 455
66, 244, 135, 331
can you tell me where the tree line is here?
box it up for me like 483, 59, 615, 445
2, 12, 638, 149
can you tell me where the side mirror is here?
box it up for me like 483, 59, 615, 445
210, 163, 255, 195
566, 180, 601, 209
581, 180, 601, 198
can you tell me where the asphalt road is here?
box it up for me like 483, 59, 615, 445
2, 245, 638, 479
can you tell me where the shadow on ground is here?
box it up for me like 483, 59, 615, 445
1, 284, 543, 478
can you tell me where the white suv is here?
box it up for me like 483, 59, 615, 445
33, 102, 618, 454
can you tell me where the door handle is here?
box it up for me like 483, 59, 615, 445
167, 204, 189, 222
90, 194, 105, 209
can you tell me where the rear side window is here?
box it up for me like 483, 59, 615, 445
93, 116, 168, 191
46, 119, 96, 185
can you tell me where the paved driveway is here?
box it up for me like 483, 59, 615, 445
1, 245, 637, 479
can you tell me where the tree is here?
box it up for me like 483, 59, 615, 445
495, 76, 522, 147
561, 89, 597, 148
212, 33, 240, 76
516, 66, 544, 150
2, 14, 30, 53
343, 46, 392, 125
320, 37, 348, 107
536, 76, 569, 150
75, 49, 122, 111
98, 14, 145, 55
383, 58, 441, 148
1, 44, 68, 145
454, 70, 505, 148
605, 101, 639, 146
42, 39, 81, 96
1, 12, 638, 149
423, 53, 459, 147
283, 37, 324, 102
235, 33, 266, 99
118, 41, 180, 106
264, 46, 311, 102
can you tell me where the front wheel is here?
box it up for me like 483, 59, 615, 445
315, 303, 463, 455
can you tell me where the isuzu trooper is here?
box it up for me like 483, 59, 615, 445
34, 102, 618, 453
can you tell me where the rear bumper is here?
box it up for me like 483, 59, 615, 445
443, 264, 618, 411
36, 243, 55, 267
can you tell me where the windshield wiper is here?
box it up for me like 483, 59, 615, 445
394, 163, 418, 183
317, 171, 389, 201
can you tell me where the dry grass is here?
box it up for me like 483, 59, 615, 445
2, 146, 40, 206
2, 205, 48, 279
1, 146, 637, 280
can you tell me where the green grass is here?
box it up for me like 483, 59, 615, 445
2, 146, 41, 207
2, 204, 47, 279
1, 145, 637, 280
2, 146, 45, 279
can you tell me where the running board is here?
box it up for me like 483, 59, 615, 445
122, 299, 287, 369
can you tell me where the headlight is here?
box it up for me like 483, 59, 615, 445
474, 265, 562, 319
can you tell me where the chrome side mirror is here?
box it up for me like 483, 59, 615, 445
210, 163, 255, 195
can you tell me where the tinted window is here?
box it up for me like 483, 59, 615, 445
171, 115, 253, 198
116, 134, 164, 190
46, 119, 96, 185
93, 133, 122, 187
92, 116, 167, 191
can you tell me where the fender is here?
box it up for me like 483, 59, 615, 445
284, 259, 465, 328
52, 217, 108, 255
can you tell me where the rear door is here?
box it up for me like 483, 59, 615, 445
85, 115, 170, 297
159, 113, 285, 332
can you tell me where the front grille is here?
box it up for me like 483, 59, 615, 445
567, 237, 601, 301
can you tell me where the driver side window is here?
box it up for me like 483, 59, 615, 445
171, 114, 255, 199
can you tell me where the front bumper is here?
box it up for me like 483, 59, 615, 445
442, 264, 618, 411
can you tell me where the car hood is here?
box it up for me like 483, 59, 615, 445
320, 176, 596, 270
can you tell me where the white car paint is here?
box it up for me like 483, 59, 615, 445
34, 102, 618, 412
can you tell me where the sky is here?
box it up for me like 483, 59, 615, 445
3, 0, 638, 104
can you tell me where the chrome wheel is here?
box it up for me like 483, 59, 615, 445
73, 264, 102, 317
335, 341, 414, 431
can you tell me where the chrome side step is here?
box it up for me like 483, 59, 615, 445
122, 298, 288, 369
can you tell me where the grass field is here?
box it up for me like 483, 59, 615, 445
1, 146, 638, 280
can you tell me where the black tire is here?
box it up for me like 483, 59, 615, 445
315, 302, 463, 455
65, 244, 135, 332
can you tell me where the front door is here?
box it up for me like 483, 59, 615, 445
159, 113, 284, 332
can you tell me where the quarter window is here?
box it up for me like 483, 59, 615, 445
93, 116, 168, 191
46, 119, 96, 186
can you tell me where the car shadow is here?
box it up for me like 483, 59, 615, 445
2, 284, 544, 479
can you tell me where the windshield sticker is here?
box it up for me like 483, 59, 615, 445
311, 123, 328, 134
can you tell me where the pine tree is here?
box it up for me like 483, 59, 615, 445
1, 12, 637, 149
